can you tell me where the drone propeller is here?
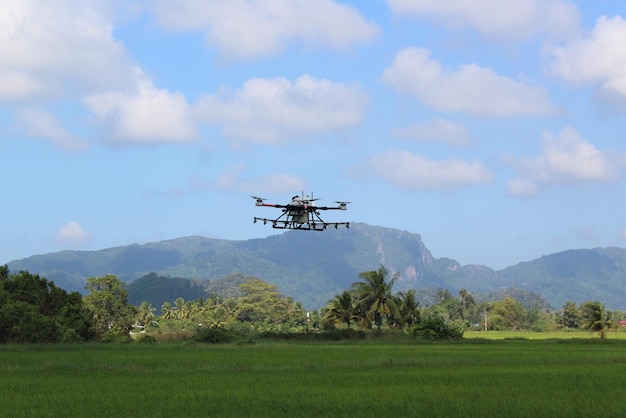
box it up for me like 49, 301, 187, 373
252, 196, 267, 206
334, 201, 351, 210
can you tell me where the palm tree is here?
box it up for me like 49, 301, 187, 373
397, 289, 420, 327
581, 301, 613, 339
323, 290, 358, 328
137, 301, 156, 325
351, 265, 400, 331
161, 302, 175, 320
174, 297, 187, 320
458, 289, 468, 310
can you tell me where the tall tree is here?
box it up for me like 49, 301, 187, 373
84, 275, 135, 338
174, 297, 187, 320
235, 279, 294, 325
0, 268, 93, 343
581, 301, 612, 339
397, 289, 420, 327
161, 301, 175, 319
351, 266, 400, 331
561, 301, 582, 329
137, 301, 156, 326
323, 290, 358, 328
490, 297, 526, 331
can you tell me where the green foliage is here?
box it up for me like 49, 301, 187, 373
580, 300, 612, 338
194, 327, 238, 344
322, 290, 359, 328
83, 275, 136, 339
412, 315, 464, 340
234, 279, 301, 325
396, 289, 421, 327
351, 265, 400, 330
0, 267, 94, 343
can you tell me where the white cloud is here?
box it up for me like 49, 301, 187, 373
392, 118, 471, 146
546, 16, 626, 98
149, 0, 379, 59
0, 0, 130, 101
507, 126, 624, 196
0, 0, 197, 146
360, 149, 493, 190
85, 73, 198, 144
381, 47, 558, 116
0, 70, 41, 101
194, 75, 369, 143
55, 221, 92, 247
16, 107, 89, 152
215, 165, 306, 193
386, 0, 579, 41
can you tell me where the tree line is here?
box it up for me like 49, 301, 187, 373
1, 264, 623, 343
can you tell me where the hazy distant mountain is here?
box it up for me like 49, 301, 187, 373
7, 223, 626, 310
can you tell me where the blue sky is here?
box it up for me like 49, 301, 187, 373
2, 0, 626, 270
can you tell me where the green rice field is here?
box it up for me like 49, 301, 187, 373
2, 337, 626, 417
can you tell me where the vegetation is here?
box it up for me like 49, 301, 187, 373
0, 266, 93, 343
83, 275, 136, 341
3, 263, 626, 344
2, 339, 626, 417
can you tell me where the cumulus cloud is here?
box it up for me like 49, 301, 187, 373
356, 149, 493, 191
215, 165, 307, 193
85, 72, 198, 144
546, 16, 626, 99
0, 0, 197, 147
55, 221, 92, 247
194, 75, 369, 143
0, 0, 130, 101
392, 118, 471, 146
507, 126, 624, 196
149, 0, 378, 59
381, 47, 558, 116
386, 0, 579, 41
0, 70, 41, 101
15, 107, 89, 152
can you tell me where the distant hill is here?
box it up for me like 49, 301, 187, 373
7, 223, 626, 310
126, 272, 255, 312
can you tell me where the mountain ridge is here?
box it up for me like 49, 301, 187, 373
7, 223, 626, 310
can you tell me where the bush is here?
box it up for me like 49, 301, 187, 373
412, 315, 464, 341
194, 327, 237, 344
259, 329, 366, 342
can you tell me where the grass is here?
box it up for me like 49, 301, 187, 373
464, 329, 626, 340
2, 338, 626, 417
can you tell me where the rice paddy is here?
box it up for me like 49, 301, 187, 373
2, 337, 626, 417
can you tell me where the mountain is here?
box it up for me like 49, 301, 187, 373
7, 223, 626, 310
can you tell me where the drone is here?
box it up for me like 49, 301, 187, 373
252, 194, 350, 231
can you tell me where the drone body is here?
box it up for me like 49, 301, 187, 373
252, 194, 350, 231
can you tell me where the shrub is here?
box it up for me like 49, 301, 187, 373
194, 327, 237, 344
412, 315, 464, 341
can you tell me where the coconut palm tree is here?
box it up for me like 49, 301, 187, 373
351, 265, 400, 331
323, 290, 359, 328
581, 301, 613, 339
397, 289, 420, 327
137, 301, 156, 325
174, 297, 187, 320
161, 302, 175, 320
